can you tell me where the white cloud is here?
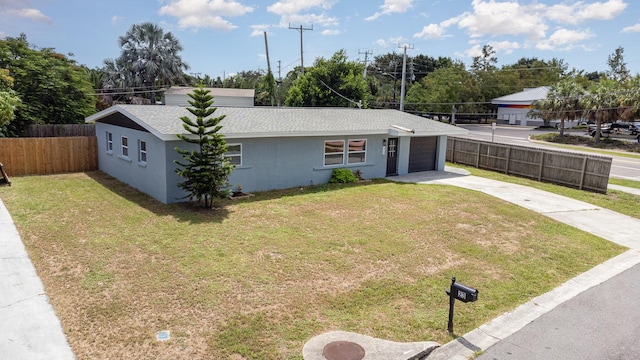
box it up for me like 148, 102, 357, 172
0, 0, 52, 24
5, 7, 51, 23
267, 0, 335, 15
462, 40, 520, 59
374, 36, 407, 49
250, 24, 270, 37
366, 0, 414, 21
457, 0, 547, 40
111, 15, 124, 25
536, 28, 595, 51
266, 0, 339, 33
158, 0, 254, 31
375, 38, 389, 47
621, 23, 640, 33
413, 23, 448, 39
546, 0, 627, 25
321, 29, 341, 35
486, 40, 521, 55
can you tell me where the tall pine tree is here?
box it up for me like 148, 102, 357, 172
174, 87, 234, 208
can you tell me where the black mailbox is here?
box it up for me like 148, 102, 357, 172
446, 277, 479, 333
451, 281, 478, 303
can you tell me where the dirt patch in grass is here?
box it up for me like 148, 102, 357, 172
0, 172, 624, 359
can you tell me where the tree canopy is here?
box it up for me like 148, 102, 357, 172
103, 22, 189, 104
0, 34, 95, 136
285, 50, 368, 108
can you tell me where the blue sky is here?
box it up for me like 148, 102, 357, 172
1, 0, 639, 81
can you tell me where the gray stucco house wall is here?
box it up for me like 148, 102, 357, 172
88, 105, 467, 204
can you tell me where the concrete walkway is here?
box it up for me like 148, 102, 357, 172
0, 200, 75, 360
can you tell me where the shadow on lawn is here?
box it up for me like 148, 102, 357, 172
85, 171, 392, 224
85, 171, 231, 224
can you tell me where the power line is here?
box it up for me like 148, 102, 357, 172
318, 79, 362, 108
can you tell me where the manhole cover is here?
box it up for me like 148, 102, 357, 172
322, 341, 365, 360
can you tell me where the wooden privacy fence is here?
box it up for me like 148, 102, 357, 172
0, 137, 97, 176
26, 124, 96, 137
447, 138, 612, 193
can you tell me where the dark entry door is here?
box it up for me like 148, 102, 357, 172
386, 138, 398, 176
408, 137, 437, 172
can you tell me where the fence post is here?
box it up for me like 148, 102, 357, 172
475, 142, 481, 168
579, 157, 588, 190
505, 147, 511, 175
451, 137, 456, 163
538, 151, 545, 181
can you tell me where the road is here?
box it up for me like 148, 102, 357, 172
476, 262, 640, 360
455, 124, 640, 181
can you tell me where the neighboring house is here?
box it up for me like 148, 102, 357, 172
86, 105, 468, 204
162, 86, 255, 107
492, 86, 550, 126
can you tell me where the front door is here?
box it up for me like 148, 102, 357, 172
386, 138, 398, 176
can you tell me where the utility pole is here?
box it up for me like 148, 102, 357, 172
277, 60, 283, 107
289, 24, 313, 75
263, 32, 272, 73
359, 49, 373, 78
398, 44, 414, 112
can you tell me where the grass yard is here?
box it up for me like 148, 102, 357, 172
0, 171, 625, 360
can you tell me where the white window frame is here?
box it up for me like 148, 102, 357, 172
225, 143, 242, 166
324, 140, 345, 166
347, 139, 366, 164
121, 136, 129, 158
106, 131, 113, 153
138, 139, 147, 164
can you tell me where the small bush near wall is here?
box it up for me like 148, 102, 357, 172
329, 168, 358, 184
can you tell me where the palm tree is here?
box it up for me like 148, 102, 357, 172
117, 22, 189, 103
530, 80, 585, 136
619, 75, 640, 121
551, 80, 585, 136
580, 80, 622, 143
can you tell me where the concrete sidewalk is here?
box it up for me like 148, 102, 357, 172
0, 200, 75, 360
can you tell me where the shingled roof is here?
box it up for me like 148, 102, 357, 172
86, 105, 468, 141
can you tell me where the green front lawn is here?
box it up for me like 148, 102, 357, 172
0, 172, 625, 359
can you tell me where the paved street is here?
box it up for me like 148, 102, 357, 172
477, 263, 640, 360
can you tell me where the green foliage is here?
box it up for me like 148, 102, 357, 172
405, 62, 481, 114
174, 87, 234, 208
531, 79, 586, 135
255, 70, 277, 106
0, 35, 96, 136
0, 70, 20, 132
103, 22, 188, 103
607, 46, 630, 82
285, 49, 368, 108
329, 168, 358, 184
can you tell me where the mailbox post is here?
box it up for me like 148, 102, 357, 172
446, 277, 478, 333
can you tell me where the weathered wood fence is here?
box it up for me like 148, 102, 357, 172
447, 138, 612, 193
26, 124, 96, 137
0, 137, 98, 176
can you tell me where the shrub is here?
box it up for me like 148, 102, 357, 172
329, 168, 358, 184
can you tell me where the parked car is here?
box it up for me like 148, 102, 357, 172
587, 123, 613, 137
609, 122, 632, 134
629, 123, 640, 136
